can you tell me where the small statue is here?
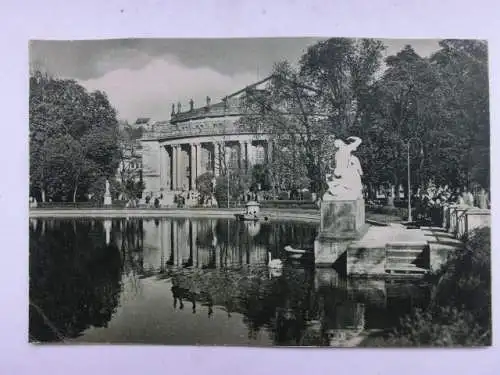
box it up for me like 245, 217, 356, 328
105, 179, 110, 195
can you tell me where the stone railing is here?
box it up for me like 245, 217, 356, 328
442, 203, 491, 240
142, 120, 265, 140
171, 104, 245, 122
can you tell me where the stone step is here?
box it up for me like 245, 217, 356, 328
386, 255, 419, 262
387, 249, 424, 254
385, 264, 428, 274
386, 244, 427, 251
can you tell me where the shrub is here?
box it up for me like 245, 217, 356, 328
380, 307, 489, 347
430, 227, 491, 329
366, 204, 411, 220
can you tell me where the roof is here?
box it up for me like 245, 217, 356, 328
135, 117, 151, 124
167, 74, 324, 125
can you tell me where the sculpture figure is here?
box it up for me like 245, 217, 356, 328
323, 136, 363, 201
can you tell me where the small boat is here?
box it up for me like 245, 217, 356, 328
234, 213, 268, 221
284, 245, 313, 260
235, 200, 268, 221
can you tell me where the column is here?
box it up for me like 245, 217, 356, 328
190, 143, 196, 190
191, 221, 199, 268
248, 140, 254, 166
159, 145, 166, 189
173, 220, 182, 266
239, 140, 246, 171
267, 139, 274, 163
165, 146, 171, 190
161, 145, 171, 191
176, 145, 182, 190
172, 145, 177, 190
196, 143, 202, 178
213, 142, 220, 176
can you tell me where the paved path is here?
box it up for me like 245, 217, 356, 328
351, 223, 428, 248
419, 226, 463, 250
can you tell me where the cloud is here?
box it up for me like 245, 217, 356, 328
80, 54, 259, 122
78, 39, 442, 123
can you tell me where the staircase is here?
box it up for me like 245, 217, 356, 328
385, 241, 429, 275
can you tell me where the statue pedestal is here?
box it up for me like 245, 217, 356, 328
320, 198, 365, 235
104, 194, 112, 206
314, 198, 366, 267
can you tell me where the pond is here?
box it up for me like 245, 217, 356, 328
29, 217, 430, 346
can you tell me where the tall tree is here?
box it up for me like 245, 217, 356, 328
29, 72, 121, 202
240, 38, 386, 193
430, 40, 490, 189
367, 45, 439, 194
116, 123, 144, 200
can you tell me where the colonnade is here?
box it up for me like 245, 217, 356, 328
159, 138, 273, 191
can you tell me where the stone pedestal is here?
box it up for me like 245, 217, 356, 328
104, 194, 112, 206
466, 208, 491, 234
314, 199, 366, 267
160, 192, 176, 208
314, 268, 342, 290
320, 198, 365, 235
314, 237, 352, 267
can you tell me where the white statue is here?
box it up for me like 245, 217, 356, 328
323, 136, 363, 201
104, 179, 112, 205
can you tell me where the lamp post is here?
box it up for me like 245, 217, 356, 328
406, 137, 424, 223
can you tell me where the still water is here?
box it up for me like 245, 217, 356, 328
29, 217, 430, 346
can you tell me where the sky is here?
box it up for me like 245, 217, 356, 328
30, 38, 441, 122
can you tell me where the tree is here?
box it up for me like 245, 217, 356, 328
366, 45, 439, 195
429, 40, 489, 189
240, 38, 386, 193
29, 72, 121, 202
214, 168, 251, 208
196, 171, 215, 200
116, 123, 144, 200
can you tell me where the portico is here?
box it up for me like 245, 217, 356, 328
157, 135, 272, 191
140, 77, 277, 196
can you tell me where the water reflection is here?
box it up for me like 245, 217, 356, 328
29, 219, 122, 342
29, 218, 430, 346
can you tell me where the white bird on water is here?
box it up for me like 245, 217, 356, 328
268, 252, 283, 269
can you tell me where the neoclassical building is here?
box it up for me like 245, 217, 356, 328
140, 77, 274, 195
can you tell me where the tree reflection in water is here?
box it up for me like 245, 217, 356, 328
29, 219, 122, 342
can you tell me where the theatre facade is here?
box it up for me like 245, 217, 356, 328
140, 77, 274, 196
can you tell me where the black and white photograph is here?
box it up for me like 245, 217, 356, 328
28, 37, 491, 347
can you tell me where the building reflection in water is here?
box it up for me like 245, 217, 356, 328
29, 217, 430, 346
